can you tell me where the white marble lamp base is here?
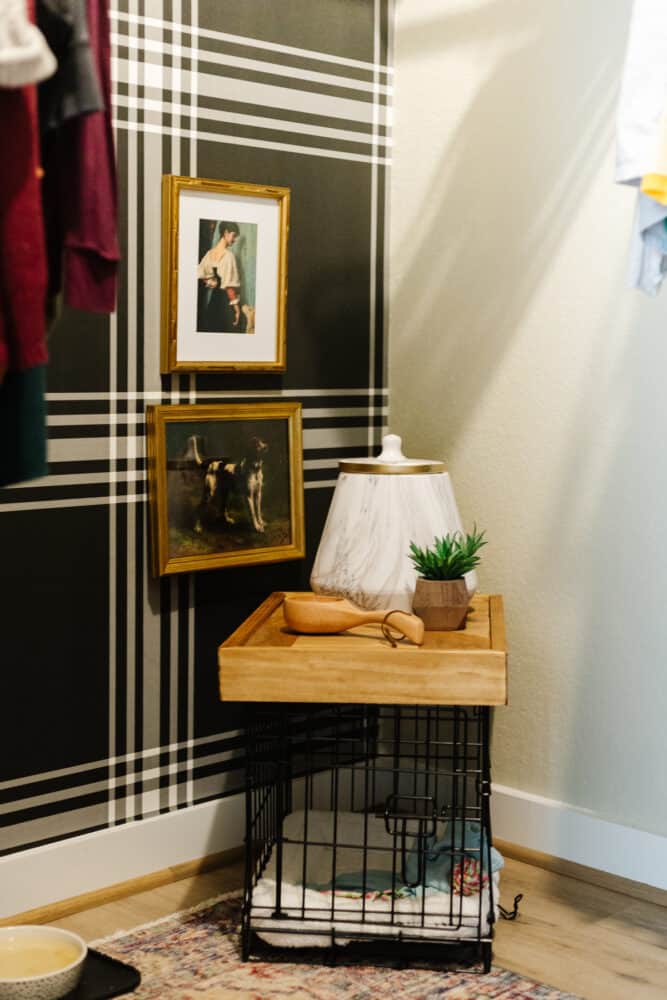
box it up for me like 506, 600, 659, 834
310, 471, 477, 613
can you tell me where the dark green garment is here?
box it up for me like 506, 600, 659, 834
0, 366, 47, 487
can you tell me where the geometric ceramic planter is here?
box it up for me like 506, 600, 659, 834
412, 577, 470, 630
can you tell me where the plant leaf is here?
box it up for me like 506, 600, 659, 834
407, 527, 486, 580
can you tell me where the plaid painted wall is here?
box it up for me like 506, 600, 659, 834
0, 0, 392, 857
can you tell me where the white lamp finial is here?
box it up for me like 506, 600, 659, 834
377, 434, 405, 464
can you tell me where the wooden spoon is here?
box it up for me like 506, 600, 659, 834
283, 596, 424, 646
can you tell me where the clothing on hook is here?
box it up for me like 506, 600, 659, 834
628, 191, 667, 295
0, 1, 48, 487
0, 0, 56, 88
41, 0, 119, 313
641, 173, 667, 205
616, 2, 667, 294
37, 0, 104, 132
616, 0, 667, 185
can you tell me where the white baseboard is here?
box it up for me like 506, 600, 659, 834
5, 782, 666, 918
492, 783, 667, 891
0, 794, 245, 919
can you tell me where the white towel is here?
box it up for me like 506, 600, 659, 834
0, 0, 56, 89
616, 0, 667, 184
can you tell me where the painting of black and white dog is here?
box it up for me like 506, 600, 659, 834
182, 434, 269, 534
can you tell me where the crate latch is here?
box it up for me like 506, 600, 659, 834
377, 794, 438, 888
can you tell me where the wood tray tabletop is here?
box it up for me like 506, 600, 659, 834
218, 592, 507, 706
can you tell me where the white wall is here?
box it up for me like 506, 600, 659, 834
390, 0, 667, 841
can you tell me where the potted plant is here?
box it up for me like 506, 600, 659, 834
408, 527, 487, 630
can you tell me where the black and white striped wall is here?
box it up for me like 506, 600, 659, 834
0, 0, 392, 915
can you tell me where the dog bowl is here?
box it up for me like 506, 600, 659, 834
0, 925, 87, 1000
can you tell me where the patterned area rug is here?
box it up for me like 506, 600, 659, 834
95, 892, 580, 1000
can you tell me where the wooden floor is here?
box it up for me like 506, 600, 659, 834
51, 857, 667, 1000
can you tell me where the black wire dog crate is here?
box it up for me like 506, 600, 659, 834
242, 702, 498, 970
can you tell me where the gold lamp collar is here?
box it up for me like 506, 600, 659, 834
338, 434, 446, 475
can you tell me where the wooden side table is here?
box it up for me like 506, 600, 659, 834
217, 592, 508, 970
218, 591, 507, 705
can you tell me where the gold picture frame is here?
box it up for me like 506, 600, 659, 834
161, 175, 290, 373
147, 402, 304, 576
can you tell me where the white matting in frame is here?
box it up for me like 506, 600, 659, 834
161, 176, 289, 373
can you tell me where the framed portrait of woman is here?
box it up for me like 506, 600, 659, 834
160, 175, 290, 373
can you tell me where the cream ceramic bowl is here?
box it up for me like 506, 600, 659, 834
0, 926, 87, 1000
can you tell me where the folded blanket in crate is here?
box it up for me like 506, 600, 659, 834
310, 869, 424, 897
251, 810, 501, 947
313, 858, 496, 899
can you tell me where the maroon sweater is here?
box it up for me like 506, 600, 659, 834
0, 79, 48, 379
42, 0, 119, 313
0, 0, 48, 487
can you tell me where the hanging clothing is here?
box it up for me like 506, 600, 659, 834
0, 367, 47, 487
628, 192, 667, 296
0, 5, 49, 487
0, 81, 48, 379
616, 0, 667, 185
41, 0, 119, 313
0, 0, 56, 88
616, 1, 667, 294
641, 173, 667, 205
37, 0, 104, 131
637, 102, 667, 206
0, 0, 118, 487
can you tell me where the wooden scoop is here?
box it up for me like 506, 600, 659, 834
283, 596, 424, 646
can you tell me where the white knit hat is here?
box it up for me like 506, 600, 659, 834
0, 0, 57, 88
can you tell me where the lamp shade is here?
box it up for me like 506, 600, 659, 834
310, 434, 477, 612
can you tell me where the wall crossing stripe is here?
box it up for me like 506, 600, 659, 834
0, 0, 391, 862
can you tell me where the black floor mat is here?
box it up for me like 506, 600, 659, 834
62, 948, 140, 999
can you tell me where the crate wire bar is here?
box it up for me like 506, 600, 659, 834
242, 704, 496, 970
